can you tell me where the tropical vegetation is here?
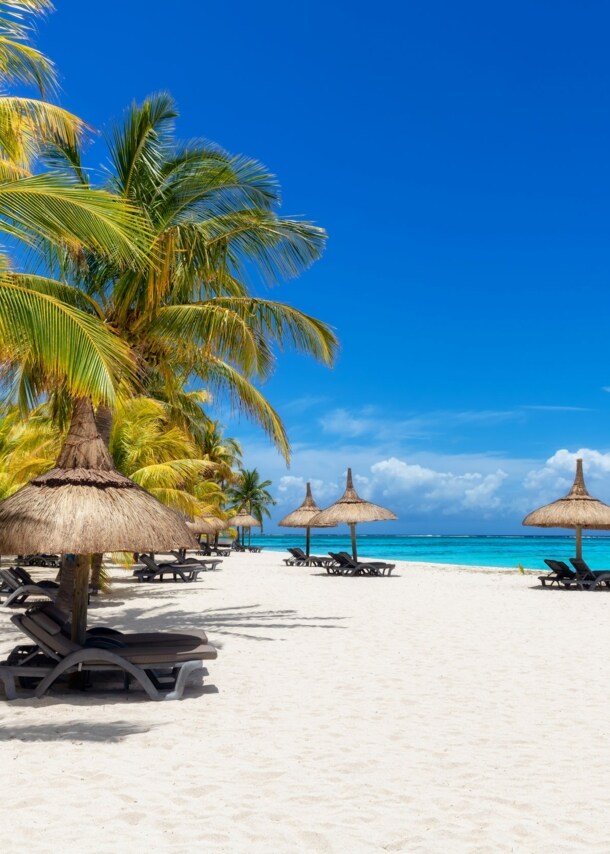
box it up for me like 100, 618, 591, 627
0, 1, 335, 621
229, 468, 276, 542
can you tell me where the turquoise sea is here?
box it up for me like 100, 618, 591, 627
248, 534, 610, 572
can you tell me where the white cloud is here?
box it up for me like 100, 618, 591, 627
276, 475, 339, 507
234, 398, 610, 531
319, 408, 377, 438
524, 448, 610, 504
369, 457, 508, 515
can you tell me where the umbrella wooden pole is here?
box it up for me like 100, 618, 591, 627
350, 523, 358, 562
306, 527, 311, 557
575, 526, 583, 560
71, 554, 91, 645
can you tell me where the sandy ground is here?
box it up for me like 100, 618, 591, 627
0, 551, 609, 853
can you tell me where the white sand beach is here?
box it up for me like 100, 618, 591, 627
1, 552, 609, 853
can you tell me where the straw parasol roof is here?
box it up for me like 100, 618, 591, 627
187, 518, 217, 536
311, 468, 396, 561
187, 514, 226, 536
228, 511, 260, 528
0, 399, 197, 555
312, 468, 397, 526
278, 482, 335, 556
278, 482, 335, 529
523, 458, 610, 558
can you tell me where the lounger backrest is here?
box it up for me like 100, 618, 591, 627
140, 554, 158, 572
331, 552, 355, 567
17, 607, 79, 658
12, 566, 34, 586
543, 559, 574, 576
570, 558, 595, 578
0, 568, 21, 591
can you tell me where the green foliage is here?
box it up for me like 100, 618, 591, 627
229, 467, 276, 531
0, 404, 59, 498
78, 93, 337, 459
109, 396, 219, 515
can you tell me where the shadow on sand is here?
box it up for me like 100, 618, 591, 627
90, 602, 347, 643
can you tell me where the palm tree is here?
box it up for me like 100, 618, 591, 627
46, 93, 338, 459
229, 467, 276, 543
0, 1, 153, 407
199, 419, 242, 483
109, 396, 217, 517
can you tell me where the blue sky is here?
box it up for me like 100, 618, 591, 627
35, 1, 610, 532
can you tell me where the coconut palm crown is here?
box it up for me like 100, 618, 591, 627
44, 93, 337, 459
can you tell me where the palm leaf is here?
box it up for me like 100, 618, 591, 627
0, 97, 87, 167
179, 297, 337, 367
0, 278, 135, 404
195, 355, 290, 461
0, 173, 152, 263
150, 302, 267, 376
199, 210, 327, 283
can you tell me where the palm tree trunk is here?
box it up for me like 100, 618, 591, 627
56, 553, 75, 613
90, 552, 103, 591
94, 404, 113, 446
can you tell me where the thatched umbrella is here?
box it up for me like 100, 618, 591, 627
278, 482, 335, 556
310, 468, 397, 561
523, 458, 610, 559
186, 515, 226, 549
0, 398, 196, 643
205, 515, 227, 530
227, 510, 260, 545
187, 517, 219, 536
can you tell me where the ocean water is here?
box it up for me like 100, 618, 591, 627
247, 534, 610, 572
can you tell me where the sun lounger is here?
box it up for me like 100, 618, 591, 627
1, 567, 92, 607
197, 543, 231, 557
0, 603, 217, 701
232, 541, 263, 554
39, 602, 210, 647
169, 551, 223, 570
539, 559, 581, 588
284, 547, 334, 567
12, 566, 59, 591
539, 558, 610, 590
17, 554, 60, 568
327, 552, 395, 576
0, 567, 58, 607
569, 558, 610, 590
133, 554, 215, 582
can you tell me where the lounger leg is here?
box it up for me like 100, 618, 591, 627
33, 649, 204, 701
0, 667, 18, 700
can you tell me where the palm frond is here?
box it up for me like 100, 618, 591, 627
0, 35, 55, 94
0, 2, 56, 94
107, 92, 178, 201
199, 297, 338, 366
0, 97, 87, 167
0, 173, 152, 264
130, 458, 215, 490
200, 210, 327, 283
196, 355, 290, 462
0, 278, 135, 404
151, 302, 267, 376
6, 272, 103, 316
